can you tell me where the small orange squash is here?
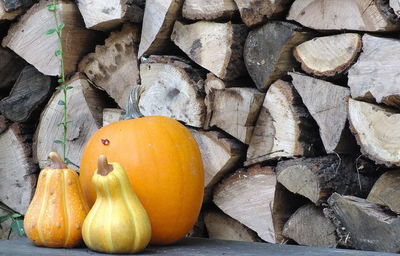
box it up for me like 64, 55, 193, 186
24, 152, 89, 248
79, 116, 204, 245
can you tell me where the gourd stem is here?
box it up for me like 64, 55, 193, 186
49, 152, 67, 169
97, 155, 114, 176
122, 86, 144, 120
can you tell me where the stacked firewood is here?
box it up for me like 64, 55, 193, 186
0, 0, 400, 253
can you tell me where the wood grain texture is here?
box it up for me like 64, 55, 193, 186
294, 33, 362, 77
348, 98, 400, 166
182, 0, 238, 20
367, 170, 400, 214
102, 108, 123, 127
287, 0, 400, 32
2, 0, 97, 76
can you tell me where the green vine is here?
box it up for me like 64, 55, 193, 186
46, 0, 72, 164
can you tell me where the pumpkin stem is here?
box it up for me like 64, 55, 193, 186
97, 155, 114, 176
121, 85, 144, 120
49, 152, 67, 169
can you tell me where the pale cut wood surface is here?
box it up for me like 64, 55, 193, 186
213, 165, 277, 243
0, 47, 25, 89
246, 80, 323, 165
283, 204, 337, 248
77, 0, 144, 31
79, 23, 140, 109
348, 34, 400, 108
204, 210, 259, 242
290, 72, 353, 153
294, 33, 362, 77
34, 76, 105, 169
2, 0, 97, 76
0, 124, 37, 214
328, 193, 400, 253
367, 170, 400, 214
182, 0, 238, 20
233, 0, 293, 27
138, 0, 183, 57
171, 21, 247, 81
102, 108, 123, 127
287, 0, 400, 32
390, 0, 400, 16
348, 98, 400, 166
139, 56, 206, 128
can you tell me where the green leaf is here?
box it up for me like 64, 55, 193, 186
10, 213, 21, 219
58, 24, 65, 31
46, 28, 57, 35
65, 158, 71, 165
57, 100, 65, 106
65, 86, 73, 90
55, 86, 62, 90
57, 78, 65, 83
11, 219, 25, 237
47, 3, 56, 11
55, 49, 61, 56
53, 140, 65, 145
0, 215, 11, 223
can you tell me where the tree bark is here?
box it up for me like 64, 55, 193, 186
0, 0, 34, 20
0, 47, 25, 90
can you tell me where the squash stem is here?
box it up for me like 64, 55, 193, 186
49, 152, 67, 169
97, 155, 114, 176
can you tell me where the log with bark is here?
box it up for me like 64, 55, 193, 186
328, 193, 400, 253
276, 155, 376, 206
213, 165, 277, 243
246, 80, 323, 165
233, 0, 293, 27
205, 87, 264, 144
293, 33, 362, 77
348, 98, 400, 166
138, 56, 206, 128
0, 47, 25, 90
348, 34, 400, 108
0, 123, 37, 214
244, 21, 312, 91
0, 115, 9, 134
0, 65, 52, 123
2, 0, 97, 76
204, 210, 260, 242
171, 21, 247, 81
367, 170, 400, 214
287, 0, 400, 32
190, 129, 244, 198
138, 0, 183, 57
282, 204, 337, 248
289, 72, 355, 153
182, 0, 238, 20
79, 23, 141, 109
0, 0, 34, 20
34, 75, 106, 169
102, 108, 123, 127
77, 0, 144, 31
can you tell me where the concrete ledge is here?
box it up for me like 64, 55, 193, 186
0, 237, 397, 256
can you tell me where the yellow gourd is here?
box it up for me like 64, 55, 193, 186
82, 155, 151, 254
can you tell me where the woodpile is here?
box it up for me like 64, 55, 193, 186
0, 0, 399, 254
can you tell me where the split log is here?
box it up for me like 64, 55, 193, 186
204, 210, 260, 242
233, 0, 293, 27
0, 0, 34, 20
276, 155, 376, 205
283, 204, 337, 248
328, 193, 400, 253
206, 87, 264, 144
213, 165, 277, 243
138, 56, 206, 128
2, 0, 97, 76
0, 123, 37, 214
293, 33, 362, 77
367, 170, 400, 214
289, 72, 355, 153
102, 108, 123, 127
79, 23, 141, 109
244, 21, 312, 91
171, 21, 247, 81
0, 65, 52, 123
287, 0, 400, 32
0, 115, 9, 134
348, 98, 400, 166
348, 34, 400, 108
138, 0, 183, 57
391, 0, 400, 17
246, 80, 323, 165
0, 47, 25, 90
182, 0, 238, 20
34, 75, 106, 169
190, 129, 244, 198
77, 0, 144, 31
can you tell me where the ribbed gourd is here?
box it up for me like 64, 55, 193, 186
82, 155, 151, 254
24, 152, 88, 248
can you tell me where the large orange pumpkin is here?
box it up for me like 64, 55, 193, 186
79, 116, 204, 245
